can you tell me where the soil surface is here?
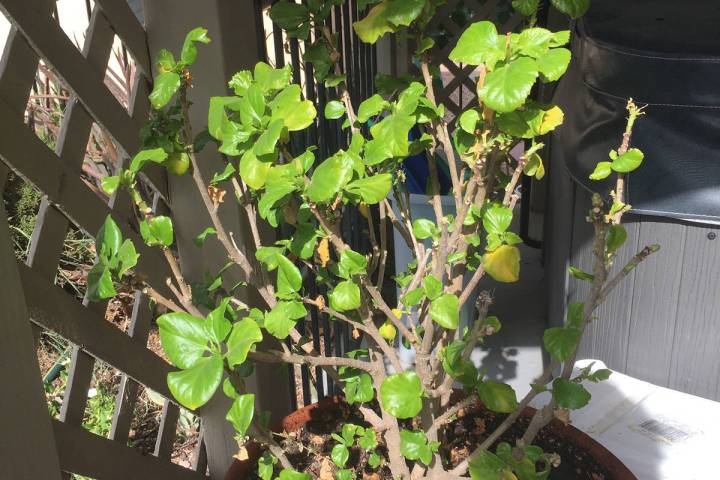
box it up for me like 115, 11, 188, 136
244, 399, 613, 479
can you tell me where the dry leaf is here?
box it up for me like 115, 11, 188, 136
319, 458, 334, 480
233, 446, 249, 461
554, 408, 570, 425
352, 328, 360, 340
207, 185, 226, 208
317, 237, 330, 267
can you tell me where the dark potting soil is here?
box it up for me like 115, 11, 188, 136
246, 400, 613, 479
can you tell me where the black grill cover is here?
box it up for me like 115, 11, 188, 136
553, 1, 720, 222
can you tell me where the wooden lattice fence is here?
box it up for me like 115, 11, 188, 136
0, 1, 211, 478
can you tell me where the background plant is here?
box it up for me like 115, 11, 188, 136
89, 1, 659, 479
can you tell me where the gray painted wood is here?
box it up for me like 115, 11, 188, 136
668, 224, 720, 399
0, 202, 64, 480
94, 0, 152, 76
154, 400, 180, 458
625, 219, 686, 384
53, 419, 208, 480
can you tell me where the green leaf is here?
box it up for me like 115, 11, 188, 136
400, 429, 433, 466
512, 0, 540, 16
606, 224, 627, 253
129, 147, 168, 173
335, 470, 353, 480
331, 443, 350, 467
479, 57, 538, 113
324, 100, 346, 120
149, 71, 181, 109
543, 327, 581, 361
514, 28, 553, 58
458, 109, 480, 134
194, 227, 217, 247
306, 151, 354, 202
278, 470, 311, 480
477, 380, 518, 413
157, 312, 209, 369
430, 293, 459, 329
353, 3, 392, 44
396, 82, 425, 116
416, 37, 435, 54
345, 173, 392, 204
611, 148, 644, 173
205, 301, 232, 344
87, 264, 117, 301
441, 340, 478, 388
226, 317, 263, 367
566, 301, 584, 329
156, 48, 176, 72
276, 255, 303, 294
228, 70, 253, 96
303, 42, 333, 81
167, 353, 223, 409
449, 21, 503, 68
265, 301, 307, 339
362, 138, 393, 166
116, 239, 139, 278
550, 0, 590, 19
341, 369, 374, 404
550, 30, 571, 47
102, 176, 120, 195
587, 368, 612, 382
357, 94, 387, 123
568, 266, 594, 282
412, 218, 439, 240
329, 280, 361, 312
226, 393, 254, 436
139, 215, 174, 247
257, 452, 277, 480
423, 275, 443, 301
369, 113, 415, 157
537, 47, 571, 82
338, 249, 368, 278
239, 149, 273, 189
380, 372, 423, 419
589, 161, 612, 180
271, 84, 316, 131
269, 1, 310, 31
468, 450, 510, 480
211, 163, 236, 185
483, 204, 513, 235
523, 153, 545, 180
254, 118, 284, 157
179, 27, 210, 66
96, 215, 122, 259
254, 63, 292, 93
325, 74, 346, 87
552, 378, 591, 409
358, 427, 378, 450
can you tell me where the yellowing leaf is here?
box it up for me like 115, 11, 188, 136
539, 105, 564, 134
483, 245, 520, 283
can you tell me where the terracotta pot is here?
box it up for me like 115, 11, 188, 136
224, 396, 636, 480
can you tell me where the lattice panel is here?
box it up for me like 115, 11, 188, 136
428, 0, 524, 127
0, 0, 207, 478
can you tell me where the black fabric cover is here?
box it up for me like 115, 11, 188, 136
553, 1, 720, 222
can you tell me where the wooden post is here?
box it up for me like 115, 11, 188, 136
142, 1, 292, 477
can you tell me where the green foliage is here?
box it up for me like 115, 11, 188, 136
380, 372, 423, 419
477, 380, 518, 413
552, 378, 591, 409
400, 429, 439, 466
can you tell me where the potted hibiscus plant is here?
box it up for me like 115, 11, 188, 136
91, 0, 658, 478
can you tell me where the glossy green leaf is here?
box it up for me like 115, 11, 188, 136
338, 249, 368, 278
180, 27, 210, 66
550, 0, 590, 19
157, 312, 209, 369
335, 470, 353, 480
345, 173, 392, 204
412, 218, 439, 240
96, 215, 122, 259
139, 215, 174, 247
156, 49, 176, 72
483, 204, 513, 235
305, 151, 354, 202
264, 301, 307, 339
257, 452, 276, 480
401, 287, 425, 306
102, 176, 120, 195
167, 353, 223, 409
303, 42, 333, 81
543, 326, 581, 361
449, 21, 503, 68
228, 70, 253, 96
400, 429, 434, 466
329, 280, 361, 312
606, 224, 627, 253
430, 293, 460, 330
324, 100, 346, 119
468, 450, 509, 480
87, 264, 117, 301
204, 301, 232, 345
276, 254, 303, 294
116, 239, 139, 278
226, 393, 254, 436
379, 371, 423, 419
458, 109, 480, 134
358, 427, 378, 450
271, 84, 317, 131
611, 148, 644, 173
269, 1, 310, 31
194, 227, 217, 247
477, 380, 518, 413
369, 113, 414, 157
537, 47, 571, 82
341, 369, 374, 404
568, 266, 594, 282
423, 275, 443, 301
589, 161, 612, 180
552, 378, 591, 409
254, 119, 284, 156
479, 57, 538, 113
441, 340, 478, 388
514, 27, 553, 58
357, 94, 387, 123
129, 147, 168, 173
226, 317, 263, 367
512, 0, 540, 16
331, 443, 350, 467
239, 149, 272, 189
254, 63, 292, 93
149, 71, 181, 109
278, 470, 310, 480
